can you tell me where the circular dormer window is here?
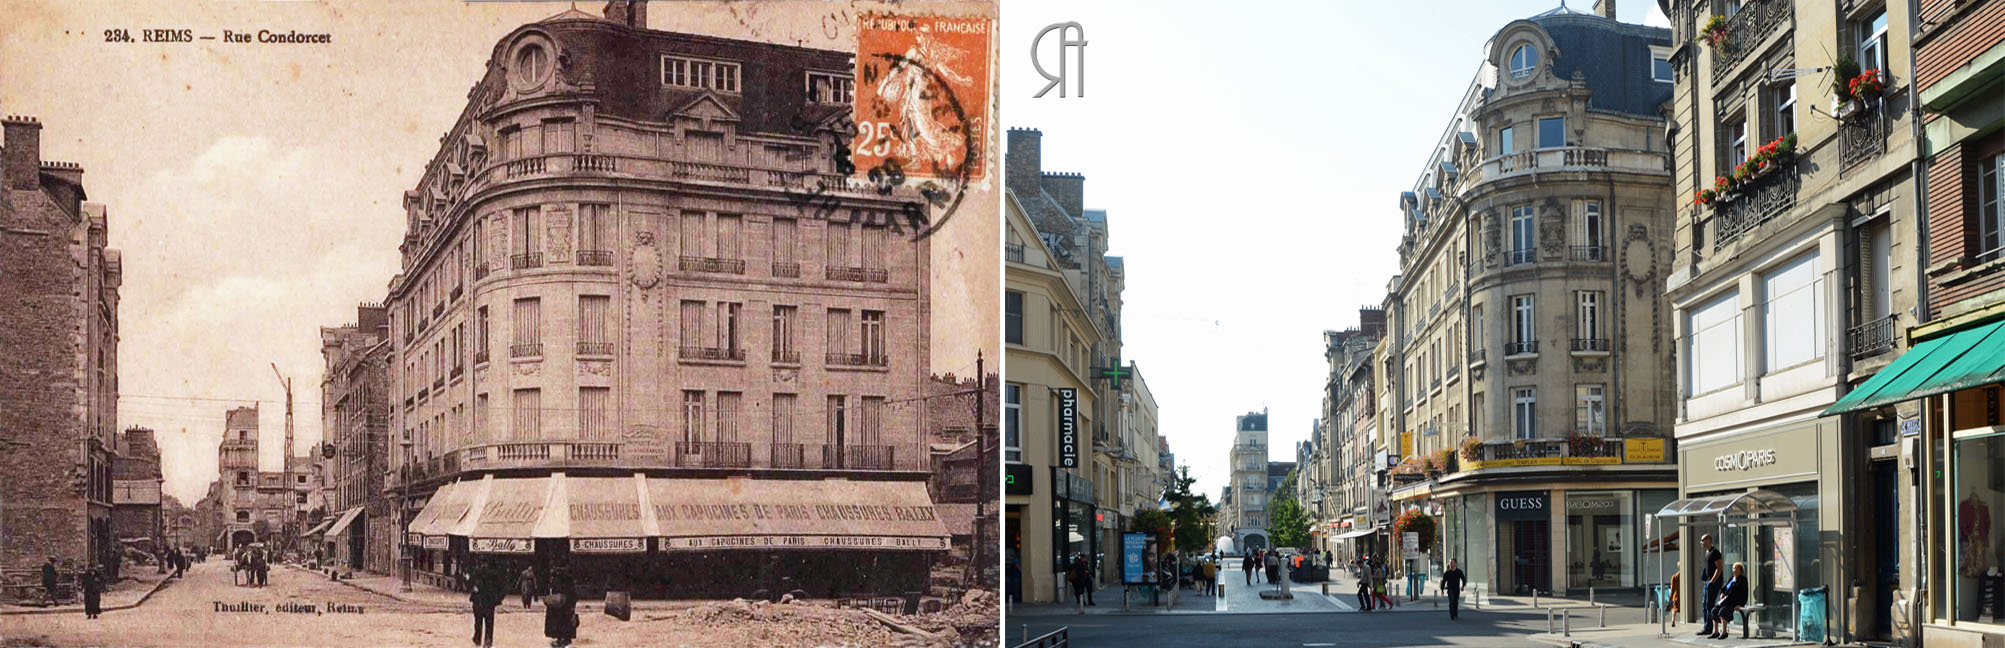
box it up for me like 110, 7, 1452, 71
1509, 44, 1539, 79
513, 43, 549, 87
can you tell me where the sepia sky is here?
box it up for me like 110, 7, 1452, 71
1002, 0, 1669, 501
1, 0, 998, 506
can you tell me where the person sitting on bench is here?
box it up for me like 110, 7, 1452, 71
1709, 562, 1749, 640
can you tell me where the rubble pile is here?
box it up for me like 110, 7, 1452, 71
904, 589, 1000, 647
641, 599, 910, 647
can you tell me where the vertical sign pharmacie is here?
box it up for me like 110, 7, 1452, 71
1056, 388, 1079, 468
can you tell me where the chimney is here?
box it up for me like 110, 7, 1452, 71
629, 0, 646, 28
603, 0, 628, 25
1040, 172, 1085, 218
1005, 127, 1042, 196
3, 115, 43, 191
1592, 0, 1617, 20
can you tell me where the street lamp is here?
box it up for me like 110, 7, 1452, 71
399, 436, 412, 593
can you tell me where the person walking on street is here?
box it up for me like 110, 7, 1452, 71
543, 567, 579, 648
1202, 557, 1218, 596
1709, 562, 1749, 639
1442, 559, 1467, 620
1371, 557, 1397, 609
79, 565, 102, 620
41, 556, 59, 606
1067, 554, 1094, 608
518, 566, 538, 609
1697, 534, 1723, 637
468, 558, 504, 648
1356, 563, 1374, 611
1263, 550, 1281, 586
1241, 552, 1255, 586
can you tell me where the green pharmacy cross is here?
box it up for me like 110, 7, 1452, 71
1095, 365, 1132, 390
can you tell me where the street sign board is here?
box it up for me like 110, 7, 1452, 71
1403, 531, 1419, 557
1122, 532, 1147, 584
1056, 388, 1079, 468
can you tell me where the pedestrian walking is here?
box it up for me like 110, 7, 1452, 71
1356, 572, 1374, 611
543, 568, 579, 648
1200, 557, 1217, 596
1263, 550, 1281, 586
252, 548, 269, 587
518, 566, 539, 609
1442, 558, 1467, 620
469, 559, 505, 648
1371, 557, 1396, 609
1241, 552, 1254, 586
1067, 554, 1093, 609
1697, 534, 1723, 637
41, 556, 59, 606
79, 565, 102, 619
1708, 562, 1749, 639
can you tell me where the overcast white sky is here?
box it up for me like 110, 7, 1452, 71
3, 0, 996, 506
1002, 0, 1669, 501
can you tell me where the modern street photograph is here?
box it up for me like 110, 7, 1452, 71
1001, 0, 2003, 647
0, 1, 1000, 646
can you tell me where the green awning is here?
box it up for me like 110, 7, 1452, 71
1825, 319, 2005, 415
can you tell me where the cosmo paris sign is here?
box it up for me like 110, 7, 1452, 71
1713, 449, 1778, 472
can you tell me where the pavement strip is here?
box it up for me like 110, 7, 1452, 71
1216, 588, 1227, 612
1320, 591, 1357, 612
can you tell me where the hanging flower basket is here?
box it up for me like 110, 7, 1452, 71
1428, 449, 1456, 474
1704, 133, 1797, 206
1391, 509, 1437, 554
1697, 15, 1729, 49
1460, 436, 1483, 463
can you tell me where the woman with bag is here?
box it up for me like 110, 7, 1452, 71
543, 568, 578, 648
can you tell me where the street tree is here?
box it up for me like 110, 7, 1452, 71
1163, 465, 1217, 554
1268, 469, 1313, 550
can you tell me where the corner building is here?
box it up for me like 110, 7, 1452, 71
387, 4, 946, 600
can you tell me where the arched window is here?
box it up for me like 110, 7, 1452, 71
514, 44, 548, 85
1509, 44, 1538, 79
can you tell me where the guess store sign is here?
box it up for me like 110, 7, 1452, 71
1494, 491, 1550, 521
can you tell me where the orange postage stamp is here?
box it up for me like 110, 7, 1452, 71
853, 13, 992, 182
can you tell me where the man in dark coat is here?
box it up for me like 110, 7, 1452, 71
518, 566, 538, 609
79, 566, 103, 619
1442, 558, 1468, 620
1241, 551, 1255, 586
544, 569, 578, 647
41, 557, 60, 606
468, 559, 504, 648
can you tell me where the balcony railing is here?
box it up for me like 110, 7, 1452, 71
510, 252, 543, 269
1505, 340, 1539, 356
433, 376, 446, 389
1469, 147, 1668, 185
1506, 248, 1536, 266
1460, 436, 1675, 468
674, 441, 753, 468
577, 250, 614, 266
826, 352, 889, 367
1710, 160, 1800, 251
1571, 338, 1610, 353
1571, 245, 1606, 262
432, 302, 444, 319
449, 285, 463, 302
505, 157, 546, 177
474, 349, 489, 365
1005, 243, 1026, 263
771, 261, 801, 278
574, 154, 617, 173
449, 365, 463, 378
679, 256, 746, 274
1469, 349, 1487, 366
1710, 0, 1794, 83
457, 442, 624, 469
826, 266, 889, 283
1840, 99, 1889, 173
772, 349, 801, 365
770, 443, 807, 469
510, 342, 543, 359
577, 342, 614, 357
670, 161, 751, 183
824, 444, 896, 471
1850, 315, 1897, 359
679, 346, 745, 362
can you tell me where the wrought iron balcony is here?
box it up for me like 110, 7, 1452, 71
674, 441, 753, 468
771, 349, 801, 365
1709, 160, 1800, 251
510, 252, 543, 269
1571, 338, 1610, 353
1005, 243, 1026, 263
826, 352, 889, 367
576, 250, 614, 266
1505, 340, 1539, 356
1849, 315, 1897, 359
474, 349, 489, 365
1709, 0, 1794, 84
824, 444, 896, 471
771, 261, 801, 278
1506, 248, 1536, 266
1571, 246, 1606, 262
825, 265, 889, 283
576, 342, 614, 357
510, 342, 543, 359
770, 443, 807, 469
679, 346, 745, 362
1840, 100, 1889, 173
679, 256, 745, 274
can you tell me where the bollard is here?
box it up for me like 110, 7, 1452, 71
1532, 589, 1538, 608
1563, 608, 1572, 637
1600, 604, 1607, 628
1590, 586, 1596, 605
1547, 608, 1556, 633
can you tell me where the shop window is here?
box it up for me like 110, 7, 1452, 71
1004, 384, 1021, 463
1762, 253, 1825, 371
1953, 430, 2005, 623
1688, 291, 1743, 395
1565, 491, 1634, 589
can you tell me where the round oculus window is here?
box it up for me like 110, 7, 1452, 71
1509, 44, 1538, 79
514, 44, 549, 85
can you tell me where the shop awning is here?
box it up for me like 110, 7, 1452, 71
1335, 526, 1379, 540
301, 518, 334, 537
464, 475, 551, 553
324, 507, 364, 538
405, 481, 459, 538
1655, 489, 1799, 520
1825, 318, 2005, 415
562, 474, 653, 553
647, 478, 949, 552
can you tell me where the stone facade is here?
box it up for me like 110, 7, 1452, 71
0, 114, 123, 580
216, 407, 310, 553
111, 427, 163, 548
1226, 411, 1270, 552
318, 304, 392, 574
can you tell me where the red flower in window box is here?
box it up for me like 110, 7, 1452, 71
1848, 70, 1885, 98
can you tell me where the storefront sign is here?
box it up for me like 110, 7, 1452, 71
405, 532, 423, 546
1005, 462, 1033, 495
1713, 449, 1779, 471
1624, 438, 1666, 463
1056, 388, 1079, 468
570, 537, 646, 553
660, 535, 948, 551
1567, 496, 1620, 513
1495, 491, 1550, 521
422, 535, 449, 550
1772, 527, 1795, 592
470, 537, 533, 553
1122, 533, 1147, 584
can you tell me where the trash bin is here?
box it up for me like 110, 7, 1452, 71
1797, 586, 1828, 643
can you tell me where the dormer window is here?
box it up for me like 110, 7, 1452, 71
1509, 44, 1538, 79
663, 55, 741, 93
807, 72, 855, 105
514, 44, 549, 86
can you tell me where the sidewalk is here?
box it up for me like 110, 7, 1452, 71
288, 563, 785, 615
0, 564, 177, 616
1529, 620, 1820, 648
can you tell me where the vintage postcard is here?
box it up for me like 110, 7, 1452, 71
0, 1, 999, 646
